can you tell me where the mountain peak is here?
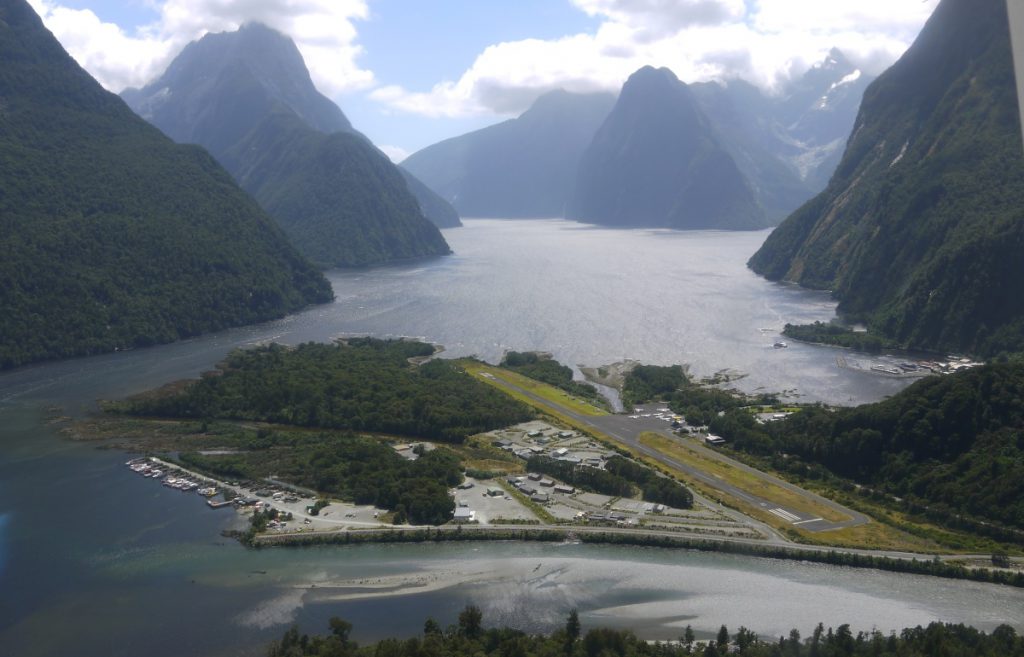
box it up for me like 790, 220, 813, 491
570, 64, 766, 230
626, 65, 683, 89
123, 22, 350, 147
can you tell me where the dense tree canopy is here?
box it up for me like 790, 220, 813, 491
118, 339, 533, 444
715, 364, 1024, 533
269, 610, 1024, 657
0, 0, 332, 370
180, 427, 460, 525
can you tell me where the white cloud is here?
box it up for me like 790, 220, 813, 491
373, 0, 939, 119
27, 0, 372, 95
378, 144, 410, 163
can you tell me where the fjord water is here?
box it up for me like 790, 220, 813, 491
2, 220, 1018, 656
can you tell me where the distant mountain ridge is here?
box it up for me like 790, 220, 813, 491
569, 66, 768, 230
402, 89, 616, 218
690, 49, 873, 219
748, 0, 1024, 357
123, 23, 456, 268
0, 0, 332, 369
406, 53, 871, 227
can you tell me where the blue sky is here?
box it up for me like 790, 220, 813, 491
345, 0, 599, 156
30, 0, 938, 159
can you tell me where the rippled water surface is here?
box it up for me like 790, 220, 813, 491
2, 220, 999, 657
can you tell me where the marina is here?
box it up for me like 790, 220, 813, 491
836, 354, 983, 378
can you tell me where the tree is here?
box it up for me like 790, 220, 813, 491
716, 625, 729, 650
735, 626, 757, 653
458, 604, 483, 638
329, 617, 352, 645
566, 609, 581, 643
423, 618, 441, 635
683, 625, 695, 649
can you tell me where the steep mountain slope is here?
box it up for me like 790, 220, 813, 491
0, 0, 332, 370
399, 168, 462, 228
749, 0, 1024, 357
771, 49, 875, 190
689, 79, 812, 221
221, 112, 451, 267
402, 90, 616, 218
690, 51, 874, 220
123, 23, 452, 267
568, 67, 767, 230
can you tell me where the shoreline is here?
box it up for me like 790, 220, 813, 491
250, 524, 1024, 590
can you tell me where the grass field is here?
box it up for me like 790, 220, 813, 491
458, 360, 609, 418
639, 432, 847, 523
636, 432, 946, 551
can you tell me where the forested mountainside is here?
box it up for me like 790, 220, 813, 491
402, 90, 616, 218
569, 66, 768, 230
749, 0, 1024, 357
715, 363, 1024, 534
221, 112, 450, 267
122, 23, 454, 268
0, 0, 331, 370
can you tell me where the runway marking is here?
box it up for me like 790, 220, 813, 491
768, 508, 800, 522
793, 517, 825, 526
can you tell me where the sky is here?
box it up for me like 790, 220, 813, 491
28, 0, 939, 161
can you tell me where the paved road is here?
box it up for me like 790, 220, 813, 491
479, 375, 869, 533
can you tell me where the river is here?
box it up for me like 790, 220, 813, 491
1, 220, 1018, 656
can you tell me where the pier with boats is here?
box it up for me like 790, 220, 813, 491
835, 354, 983, 378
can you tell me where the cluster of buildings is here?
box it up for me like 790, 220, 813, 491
490, 424, 612, 467
505, 472, 576, 503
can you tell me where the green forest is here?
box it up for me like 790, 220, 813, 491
501, 352, 606, 406
748, 0, 1024, 358
781, 323, 893, 353
225, 112, 452, 269
268, 608, 1024, 657
116, 339, 533, 443
624, 365, 776, 426
708, 364, 1024, 536
178, 425, 460, 525
0, 2, 332, 370
622, 365, 688, 407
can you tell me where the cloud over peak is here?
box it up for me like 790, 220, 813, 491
28, 0, 373, 96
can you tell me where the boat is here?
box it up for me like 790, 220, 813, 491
772, 341, 788, 349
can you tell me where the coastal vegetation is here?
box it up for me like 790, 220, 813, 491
781, 323, 894, 353
0, 1, 332, 370
112, 339, 533, 444
622, 365, 688, 408
271, 608, 1024, 657
178, 427, 462, 525
710, 364, 1024, 541
623, 365, 777, 425
501, 351, 607, 408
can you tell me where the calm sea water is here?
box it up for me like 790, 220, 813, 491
1, 220, 1007, 657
